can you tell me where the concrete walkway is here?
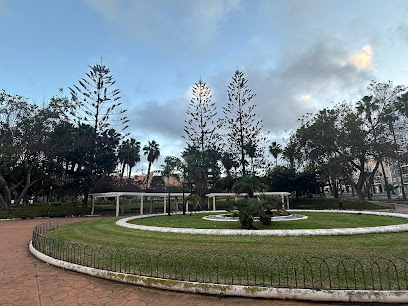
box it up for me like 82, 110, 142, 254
0, 219, 372, 306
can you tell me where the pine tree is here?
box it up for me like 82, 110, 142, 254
222, 69, 268, 176
69, 60, 129, 136
183, 78, 221, 202
69, 60, 128, 204
183, 79, 219, 151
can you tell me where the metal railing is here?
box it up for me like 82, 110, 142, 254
32, 218, 408, 291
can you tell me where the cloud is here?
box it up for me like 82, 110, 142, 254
207, 39, 375, 144
343, 45, 374, 71
84, 0, 241, 56
300, 94, 312, 101
127, 97, 188, 141
125, 97, 190, 172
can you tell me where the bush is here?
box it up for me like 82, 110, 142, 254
229, 195, 287, 229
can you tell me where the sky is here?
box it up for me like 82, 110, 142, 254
2, 0, 408, 174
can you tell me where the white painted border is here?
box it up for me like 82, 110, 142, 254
29, 241, 408, 303
202, 213, 309, 222
116, 210, 408, 236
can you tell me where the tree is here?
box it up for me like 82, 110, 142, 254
0, 91, 36, 208
184, 79, 220, 151
0, 91, 74, 208
269, 141, 282, 167
282, 136, 298, 170
392, 89, 408, 200
182, 145, 209, 204
361, 81, 405, 200
183, 78, 221, 202
244, 141, 257, 175
221, 152, 237, 178
161, 156, 181, 184
143, 140, 160, 188
222, 69, 268, 176
292, 94, 396, 202
232, 176, 265, 198
69, 61, 128, 205
118, 138, 141, 178
69, 61, 128, 136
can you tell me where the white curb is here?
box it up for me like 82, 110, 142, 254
116, 210, 408, 236
29, 241, 408, 303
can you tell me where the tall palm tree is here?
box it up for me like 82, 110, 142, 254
118, 140, 130, 178
221, 152, 236, 178
244, 141, 256, 175
127, 138, 141, 178
269, 141, 282, 167
118, 138, 141, 178
143, 140, 160, 187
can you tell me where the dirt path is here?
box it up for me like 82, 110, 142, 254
0, 218, 367, 305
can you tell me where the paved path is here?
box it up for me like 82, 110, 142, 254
0, 219, 378, 306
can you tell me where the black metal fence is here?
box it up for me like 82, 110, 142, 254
32, 218, 408, 291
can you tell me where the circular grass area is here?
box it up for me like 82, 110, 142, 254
44, 214, 408, 258
128, 211, 408, 230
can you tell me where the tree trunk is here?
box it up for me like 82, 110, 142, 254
332, 176, 339, 198
354, 169, 367, 202
121, 163, 125, 178
194, 169, 208, 205
14, 167, 34, 207
380, 160, 391, 201
0, 175, 11, 209
389, 120, 407, 200
146, 162, 152, 189
82, 188, 89, 207
398, 165, 407, 200
365, 161, 380, 201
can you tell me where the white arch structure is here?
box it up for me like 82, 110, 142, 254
90, 191, 291, 217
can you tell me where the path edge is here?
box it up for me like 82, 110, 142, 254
29, 241, 408, 303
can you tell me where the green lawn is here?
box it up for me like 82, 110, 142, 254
36, 198, 408, 290
129, 211, 408, 230
45, 216, 408, 258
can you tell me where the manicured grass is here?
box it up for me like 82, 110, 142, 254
45, 217, 408, 258
128, 212, 408, 230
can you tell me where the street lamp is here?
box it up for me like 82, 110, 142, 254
47, 185, 53, 217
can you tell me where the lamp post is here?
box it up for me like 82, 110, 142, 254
167, 173, 171, 216
47, 185, 53, 217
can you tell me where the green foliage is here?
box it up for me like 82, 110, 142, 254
232, 176, 265, 198
143, 140, 160, 187
183, 79, 220, 151
210, 177, 236, 193
69, 62, 128, 135
118, 138, 141, 178
222, 69, 269, 176
269, 141, 282, 166
186, 193, 202, 211
150, 176, 165, 190
227, 195, 284, 229
182, 145, 221, 201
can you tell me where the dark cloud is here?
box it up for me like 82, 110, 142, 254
208, 39, 374, 143
127, 98, 188, 140
127, 39, 374, 159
